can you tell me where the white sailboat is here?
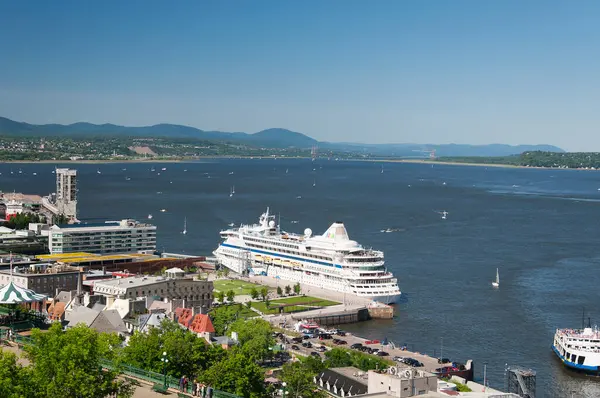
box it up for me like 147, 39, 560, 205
182, 217, 187, 235
230, 186, 235, 197
313, 179, 316, 187
492, 268, 500, 288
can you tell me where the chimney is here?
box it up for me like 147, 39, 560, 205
77, 271, 82, 296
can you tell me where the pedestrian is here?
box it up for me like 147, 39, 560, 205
192, 379, 197, 396
179, 376, 185, 392
200, 383, 206, 398
183, 376, 189, 393
196, 381, 202, 397
207, 385, 213, 398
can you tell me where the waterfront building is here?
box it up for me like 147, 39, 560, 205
92, 270, 213, 313
55, 168, 78, 219
48, 219, 157, 255
1, 193, 43, 220
315, 366, 444, 398
0, 263, 81, 297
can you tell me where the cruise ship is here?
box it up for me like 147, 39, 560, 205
213, 208, 401, 303
552, 327, 600, 374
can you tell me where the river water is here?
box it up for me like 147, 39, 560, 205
2, 159, 600, 397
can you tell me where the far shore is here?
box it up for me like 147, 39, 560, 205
0, 156, 593, 172
377, 158, 522, 168
0, 155, 310, 164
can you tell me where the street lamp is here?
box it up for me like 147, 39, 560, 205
281, 381, 287, 397
161, 351, 169, 389
483, 362, 488, 393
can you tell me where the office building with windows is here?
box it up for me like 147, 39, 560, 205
49, 219, 157, 255
93, 270, 213, 313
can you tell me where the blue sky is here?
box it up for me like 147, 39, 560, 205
1, 1, 599, 150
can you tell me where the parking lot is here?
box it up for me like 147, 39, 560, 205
275, 328, 449, 374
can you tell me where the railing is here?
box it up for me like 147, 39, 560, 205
12, 335, 241, 398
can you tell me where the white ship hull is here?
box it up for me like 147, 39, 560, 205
213, 209, 401, 304
214, 248, 401, 304
553, 328, 600, 374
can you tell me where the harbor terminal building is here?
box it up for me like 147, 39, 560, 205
49, 219, 157, 255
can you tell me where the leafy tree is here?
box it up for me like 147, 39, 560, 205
293, 282, 301, 295
226, 289, 236, 303
260, 287, 268, 301
124, 319, 225, 378
285, 285, 292, 295
324, 348, 389, 372
245, 301, 252, 309
202, 350, 266, 398
0, 350, 33, 397
230, 318, 274, 362
24, 323, 133, 398
250, 288, 259, 300
277, 286, 283, 296
51, 213, 69, 225
281, 362, 326, 398
300, 354, 326, 374
217, 291, 225, 304
5, 212, 46, 230
210, 304, 245, 335
324, 348, 353, 368
222, 267, 230, 277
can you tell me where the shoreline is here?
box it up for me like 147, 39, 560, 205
369, 158, 522, 169
0, 156, 595, 172
0, 155, 312, 164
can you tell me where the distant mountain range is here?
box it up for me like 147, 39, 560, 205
0, 116, 564, 157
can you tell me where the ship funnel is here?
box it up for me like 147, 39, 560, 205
323, 222, 350, 241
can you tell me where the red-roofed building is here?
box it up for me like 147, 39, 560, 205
174, 307, 215, 342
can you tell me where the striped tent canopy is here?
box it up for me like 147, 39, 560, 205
0, 281, 46, 304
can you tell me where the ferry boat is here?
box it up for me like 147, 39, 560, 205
213, 208, 401, 303
552, 327, 600, 374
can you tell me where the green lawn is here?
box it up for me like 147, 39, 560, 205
213, 279, 269, 295
209, 304, 257, 320
251, 296, 339, 315
271, 296, 339, 306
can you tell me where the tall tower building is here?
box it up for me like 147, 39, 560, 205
55, 168, 78, 219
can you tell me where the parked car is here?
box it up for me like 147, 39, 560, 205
392, 356, 404, 362
350, 343, 363, 350
376, 351, 389, 357
302, 342, 312, 348
292, 337, 303, 343
317, 346, 327, 352
402, 358, 423, 367
336, 330, 347, 336
310, 352, 320, 358
438, 358, 451, 364
291, 345, 300, 350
